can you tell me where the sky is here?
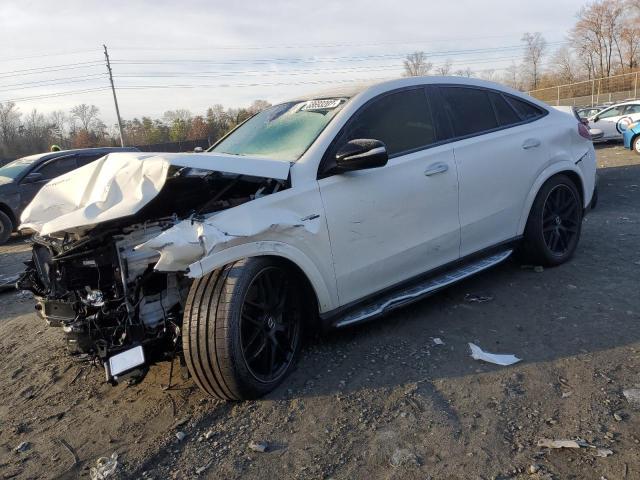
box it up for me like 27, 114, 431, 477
0, 0, 587, 126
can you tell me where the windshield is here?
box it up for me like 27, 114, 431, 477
0, 154, 42, 181
211, 98, 348, 161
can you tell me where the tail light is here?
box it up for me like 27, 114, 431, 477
578, 122, 592, 140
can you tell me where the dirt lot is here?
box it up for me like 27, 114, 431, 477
1, 144, 639, 480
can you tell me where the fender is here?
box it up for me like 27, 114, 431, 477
517, 160, 586, 235
187, 240, 338, 313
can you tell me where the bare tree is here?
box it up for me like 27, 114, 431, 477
454, 67, 474, 78
570, 1, 626, 78
403, 51, 432, 77
479, 69, 497, 82
0, 102, 20, 156
521, 32, 547, 89
502, 62, 521, 89
435, 59, 453, 76
248, 100, 272, 115
551, 46, 578, 84
70, 104, 100, 132
48, 110, 67, 145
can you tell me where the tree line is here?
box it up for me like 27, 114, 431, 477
404, 0, 640, 90
0, 99, 271, 161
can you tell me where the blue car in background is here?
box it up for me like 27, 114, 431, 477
623, 121, 640, 155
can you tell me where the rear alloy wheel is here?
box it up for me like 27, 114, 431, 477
183, 258, 303, 400
0, 211, 12, 245
520, 175, 583, 266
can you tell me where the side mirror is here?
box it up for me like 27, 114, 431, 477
334, 139, 388, 173
592, 116, 599, 123
22, 172, 43, 184
193, 147, 204, 153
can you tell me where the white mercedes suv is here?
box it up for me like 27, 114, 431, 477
19, 76, 597, 400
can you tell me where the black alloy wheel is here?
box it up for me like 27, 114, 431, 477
240, 266, 301, 383
519, 174, 583, 267
542, 184, 581, 257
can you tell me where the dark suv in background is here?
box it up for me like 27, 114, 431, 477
0, 147, 139, 244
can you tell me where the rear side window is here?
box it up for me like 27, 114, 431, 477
338, 88, 436, 156
506, 95, 545, 121
440, 87, 498, 137
489, 92, 520, 126
36, 157, 78, 180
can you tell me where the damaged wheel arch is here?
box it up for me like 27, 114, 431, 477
186, 241, 336, 314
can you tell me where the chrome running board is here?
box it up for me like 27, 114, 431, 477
335, 249, 513, 328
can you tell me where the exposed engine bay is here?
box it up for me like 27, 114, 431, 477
18, 165, 287, 382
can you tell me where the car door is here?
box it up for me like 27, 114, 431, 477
438, 86, 549, 257
19, 155, 79, 211
592, 105, 627, 139
318, 87, 460, 306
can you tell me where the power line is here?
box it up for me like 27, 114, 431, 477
0, 74, 107, 92
0, 87, 111, 103
0, 49, 102, 63
108, 31, 564, 52
109, 42, 567, 67
110, 54, 528, 81
0, 62, 104, 78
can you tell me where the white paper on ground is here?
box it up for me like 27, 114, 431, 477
468, 342, 521, 366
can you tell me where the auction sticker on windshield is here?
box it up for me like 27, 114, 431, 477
301, 99, 344, 111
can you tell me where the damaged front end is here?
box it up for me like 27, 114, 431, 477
18, 155, 289, 383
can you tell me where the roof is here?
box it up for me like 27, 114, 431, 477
288, 75, 544, 107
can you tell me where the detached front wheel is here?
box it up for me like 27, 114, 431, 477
183, 258, 303, 400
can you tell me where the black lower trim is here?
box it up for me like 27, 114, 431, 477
320, 236, 522, 330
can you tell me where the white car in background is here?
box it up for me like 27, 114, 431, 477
19, 76, 597, 400
588, 101, 640, 140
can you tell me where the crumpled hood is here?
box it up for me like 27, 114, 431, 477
19, 151, 291, 236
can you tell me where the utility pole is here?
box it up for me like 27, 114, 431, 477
103, 44, 125, 147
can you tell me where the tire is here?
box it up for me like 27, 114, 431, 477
183, 257, 304, 400
519, 174, 583, 267
0, 211, 12, 245
633, 135, 640, 156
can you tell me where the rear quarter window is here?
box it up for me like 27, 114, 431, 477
489, 92, 521, 126
506, 95, 546, 121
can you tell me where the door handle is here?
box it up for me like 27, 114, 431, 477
522, 138, 541, 149
424, 162, 449, 176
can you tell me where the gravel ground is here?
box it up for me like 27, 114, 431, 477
0, 143, 639, 480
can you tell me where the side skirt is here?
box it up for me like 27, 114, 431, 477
321, 242, 518, 330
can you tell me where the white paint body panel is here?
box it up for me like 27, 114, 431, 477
453, 121, 551, 256
318, 143, 460, 305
